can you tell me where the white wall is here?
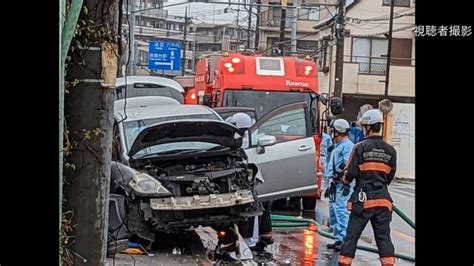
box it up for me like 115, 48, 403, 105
390, 102, 415, 180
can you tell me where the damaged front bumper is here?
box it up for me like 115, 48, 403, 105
150, 190, 255, 210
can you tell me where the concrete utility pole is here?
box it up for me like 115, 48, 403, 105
182, 7, 188, 76
290, 3, 297, 56
247, 0, 252, 48
254, 0, 261, 50
64, 0, 119, 264
333, 0, 346, 98
279, 0, 287, 55
384, 0, 395, 98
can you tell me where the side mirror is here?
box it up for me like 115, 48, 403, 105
320, 93, 329, 105
258, 135, 276, 147
256, 135, 276, 154
329, 97, 343, 115
202, 95, 212, 107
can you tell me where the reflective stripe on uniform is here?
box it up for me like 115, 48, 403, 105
359, 162, 391, 174
347, 199, 392, 212
338, 255, 353, 265
380, 256, 396, 265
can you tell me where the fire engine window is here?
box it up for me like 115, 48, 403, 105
256, 57, 285, 76
259, 58, 281, 71
223, 90, 312, 119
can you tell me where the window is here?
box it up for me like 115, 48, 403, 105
299, 7, 320, 21
391, 38, 412, 66
351, 38, 388, 75
250, 108, 307, 146
166, 23, 171, 30
269, 2, 282, 26
383, 0, 410, 7
139, 50, 148, 64
297, 40, 318, 51
318, 40, 330, 72
223, 90, 312, 119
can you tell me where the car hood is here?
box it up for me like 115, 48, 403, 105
128, 120, 242, 157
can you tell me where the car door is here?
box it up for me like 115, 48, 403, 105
245, 102, 317, 201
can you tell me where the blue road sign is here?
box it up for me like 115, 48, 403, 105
148, 41, 182, 71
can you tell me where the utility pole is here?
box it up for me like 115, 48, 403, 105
384, 0, 395, 98
65, 0, 119, 264
182, 7, 188, 76
247, 0, 252, 49
279, 0, 287, 56
254, 0, 261, 50
129, 0, 136, 75
333, 0, 346, 98
237, 0, 240, 33
290, 3, 297, 56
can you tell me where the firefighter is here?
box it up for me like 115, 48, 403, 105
324, 118, 354, 250
338, 109, 397, 266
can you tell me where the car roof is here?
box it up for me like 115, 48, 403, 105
115, 76, 185, 93
114, 103, 222, 122
114, 96, 180, 113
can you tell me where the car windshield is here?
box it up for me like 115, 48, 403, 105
123, 113, 220, 154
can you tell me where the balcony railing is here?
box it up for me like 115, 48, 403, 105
351, 56, 387, 75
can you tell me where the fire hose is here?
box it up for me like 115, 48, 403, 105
270, 203, 415, 262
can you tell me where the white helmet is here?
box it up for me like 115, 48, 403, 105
360, 109, 383, 125
331, 118, 350, 133
227, 112, 252, 129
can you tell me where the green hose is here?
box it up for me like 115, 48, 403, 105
270, 211, 415, 262
393, 204, 415, 229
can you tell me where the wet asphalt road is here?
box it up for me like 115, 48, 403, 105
106, 180, 415, 265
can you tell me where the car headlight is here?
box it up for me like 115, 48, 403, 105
128, 172, 172, 197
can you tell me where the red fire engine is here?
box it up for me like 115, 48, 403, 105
177, 52, 327, 206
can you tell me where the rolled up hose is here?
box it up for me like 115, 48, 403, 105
271, 213, 415, 262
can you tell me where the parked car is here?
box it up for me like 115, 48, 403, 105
115, 76, 185, 103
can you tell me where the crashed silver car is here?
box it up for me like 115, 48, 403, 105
109, 97, 260, 242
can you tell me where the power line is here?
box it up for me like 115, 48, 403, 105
350, 24, 415, 37
346, 8, 414, 22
